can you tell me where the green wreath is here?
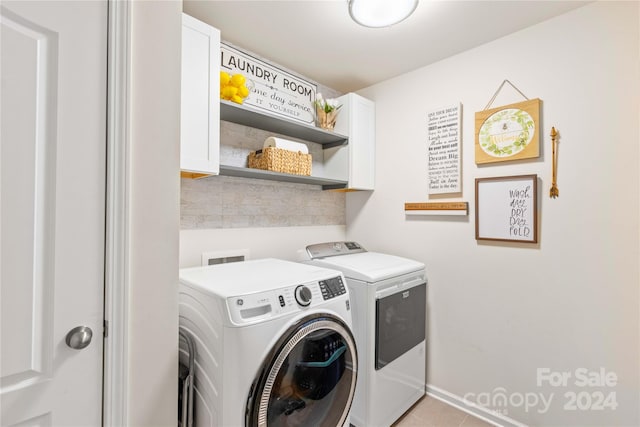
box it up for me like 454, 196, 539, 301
479, 109, 534, 157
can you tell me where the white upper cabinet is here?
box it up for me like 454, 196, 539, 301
181, 14, 220, 176
327, 93, 376, 190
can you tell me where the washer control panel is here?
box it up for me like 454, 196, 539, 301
226, 275, 348, 325
318, 276, 346, 300
306, 241, 367, 259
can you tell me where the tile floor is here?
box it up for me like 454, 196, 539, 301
392, 396, 495, 427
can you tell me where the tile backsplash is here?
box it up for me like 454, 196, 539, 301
181, 175, 345, 229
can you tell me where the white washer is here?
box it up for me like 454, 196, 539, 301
179, 258, 358, 427
302, 242, 427, 427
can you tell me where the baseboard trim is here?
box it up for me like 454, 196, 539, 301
426, 384, 527, 427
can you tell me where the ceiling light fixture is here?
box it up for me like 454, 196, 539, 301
348, 0, 418, 28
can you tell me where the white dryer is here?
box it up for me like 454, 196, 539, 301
302, 242, 427, 427
179, 258, 358, 427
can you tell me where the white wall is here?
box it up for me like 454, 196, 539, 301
180, 225, 345, 268
349, 2, 639, 425
128, 1, 181, 425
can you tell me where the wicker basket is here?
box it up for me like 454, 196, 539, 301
247, 147, 312, 176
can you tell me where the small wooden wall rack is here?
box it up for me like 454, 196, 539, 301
404, 202, 469, 216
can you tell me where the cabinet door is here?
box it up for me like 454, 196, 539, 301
181, 14, 220, 175
332, 93, 375, 190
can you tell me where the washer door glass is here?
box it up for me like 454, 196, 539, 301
247, 315, 357, 427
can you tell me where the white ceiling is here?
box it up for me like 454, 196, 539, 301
184, 0, 590, 93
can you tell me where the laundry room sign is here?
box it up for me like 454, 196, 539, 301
221, 43, 317, 125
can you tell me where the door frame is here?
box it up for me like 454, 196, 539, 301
104, 0, 130, 424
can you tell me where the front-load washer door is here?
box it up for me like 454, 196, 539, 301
246, 314, 358, 427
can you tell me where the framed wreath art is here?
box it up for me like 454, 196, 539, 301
475, 98, 541, 164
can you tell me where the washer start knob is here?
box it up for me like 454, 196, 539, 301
294, 285, 312, 306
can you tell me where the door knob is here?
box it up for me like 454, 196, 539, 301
65, 326, 93, 350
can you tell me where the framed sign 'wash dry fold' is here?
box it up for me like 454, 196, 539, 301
475, 174, 538, 243
475, 99, 541, 164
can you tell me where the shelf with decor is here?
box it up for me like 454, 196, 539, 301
218, 94, 375, 191
220, 100, 348, 149
217, 100, 351, 189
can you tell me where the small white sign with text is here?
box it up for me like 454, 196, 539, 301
427, 104, 462, 194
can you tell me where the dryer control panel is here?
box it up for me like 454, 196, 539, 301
306, 241, 367, 259
226, 275, 348, 326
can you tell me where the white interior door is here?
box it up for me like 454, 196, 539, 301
1, 1, 107, 425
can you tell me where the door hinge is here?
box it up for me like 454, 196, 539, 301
103, 320, 109, 338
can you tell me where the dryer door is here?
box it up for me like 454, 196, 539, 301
246, 314, 357, 427
375, 281, 426, 370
